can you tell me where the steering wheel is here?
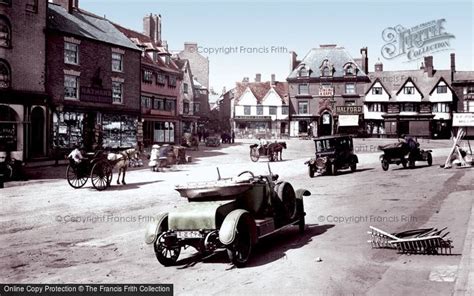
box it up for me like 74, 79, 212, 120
237, 171, 255, 179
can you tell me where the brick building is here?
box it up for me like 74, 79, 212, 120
115, 14, 181, 146
177, 42, 209, 88
0, 0, 49, 161
287, 45, 370, 137
46, 1, 141, 151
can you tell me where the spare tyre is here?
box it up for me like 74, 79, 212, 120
274, 182, 297, 221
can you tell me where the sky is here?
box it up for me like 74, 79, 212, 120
79, 0, 474, 95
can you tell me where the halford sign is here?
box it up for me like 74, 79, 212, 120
336, 106, 363, 115
381, 19, 455, 62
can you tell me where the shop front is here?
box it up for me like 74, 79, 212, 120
382, 114, 434, 138
142, 119, 177, 145
234, 116, 272, 139
290, 115, 318, 138
335, 105, 363, 136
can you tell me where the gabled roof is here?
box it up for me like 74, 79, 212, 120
364, 77, 391, 97
47, 4, 139, 51
395, 77, 424, 97
428, 77, 454, 95
366, 69, 453, 101
234, 81, 289, 105
288, 46, 369, 79
113, 23, 180, 74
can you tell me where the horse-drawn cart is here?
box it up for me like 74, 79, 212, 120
66, 150, 113, 191
249, 142, 287, 162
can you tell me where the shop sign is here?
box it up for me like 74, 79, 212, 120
453, 113, 474, 127
336, 106, 363, 114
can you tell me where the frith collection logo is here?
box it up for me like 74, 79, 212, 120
381, 19, 455, 62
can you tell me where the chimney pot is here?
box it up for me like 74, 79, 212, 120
271, 74, 276, 85
255, 73, 261, 83
424, 56, 434, 77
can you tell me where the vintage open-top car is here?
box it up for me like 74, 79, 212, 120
305, 135, 359, 177
145, 166, 309, 267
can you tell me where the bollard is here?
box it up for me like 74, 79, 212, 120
0, 173, 4, 189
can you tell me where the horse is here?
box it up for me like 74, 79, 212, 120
267, 141, 287, 161
107, 148, 140, 185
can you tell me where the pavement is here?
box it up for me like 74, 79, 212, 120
454, 195, 474, 296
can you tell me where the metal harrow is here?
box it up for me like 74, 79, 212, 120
368, 226, 453, 255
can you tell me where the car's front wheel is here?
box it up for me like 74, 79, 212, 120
350, 163, 357, 172
227, 222, 252, 267
381, 159, 389, 171
427, 153, 433, 166
308, 166, 315, 178
154, 233, 181, 266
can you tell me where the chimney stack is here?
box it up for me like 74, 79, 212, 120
374, 59, 383, 72
424, 56, 434, 77
242, 77, 249, 83
53, 0, 78, 13
255, 73, 261, 83
290, 51, 300, 71
143, 14, 162, 44
450, 53, 456, 73
271, 74, 276, 85
360, 47, 368, 74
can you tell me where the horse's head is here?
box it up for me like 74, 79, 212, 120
280, 142, 287, 149
124, 148, 140, 160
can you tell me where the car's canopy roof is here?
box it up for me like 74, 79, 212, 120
313, 134, 353, 141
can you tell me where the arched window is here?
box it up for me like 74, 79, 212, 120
0, 15, 11, 48
0, 59, 10, 88
322, 67, 331, 77
345, 65, 354, 76
299, 66, 308, 77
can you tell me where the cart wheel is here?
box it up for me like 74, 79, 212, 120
66, 164, 88, 188
427, 153, 433, 166
381, 159, 389, 171
308, 166, 315, 178
250, 148, 259, 162
154, 233, 181, 266
91, 161, 112, 191
227, 220, 252, 267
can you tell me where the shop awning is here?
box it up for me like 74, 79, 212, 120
338, 115, 359, 126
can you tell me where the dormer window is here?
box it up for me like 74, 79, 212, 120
322, 67, 331, 77
436, 85, 447, 94
403, 86, 415, 95
345, 65, 354, 76
298, 66, 309, 77
372, 87, 383, 95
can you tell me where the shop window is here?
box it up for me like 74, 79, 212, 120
112, 82, 123, 104
112, 53, 123, 72
52, 111, 84, 149
64, 75, 79, 99
256, 105, 263, 115
0, 105, 17, 151
345, 83, 355, 94
403, 86, 415, 95
64, 42, 79, 64
0, 59, 10, 88
153, 121, 174, 143
298, 84, 309, 94
372, 87, 383, 95
269, 106, 277, 115
102, 114, 138, 148
0, 16, 11, 48
244, 106, 251, 115
298, 101, 308, 114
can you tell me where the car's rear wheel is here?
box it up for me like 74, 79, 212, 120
381, 159, 389, 171
401, 159, 408, 168
154, 233, 181, 266
350, 163, 357, 172
331, 163, 338, 175
227, 221, 252, 267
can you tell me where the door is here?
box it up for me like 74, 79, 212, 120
320, 113, 333, 136
30, 107, 44, 157
398, 121, 409, 137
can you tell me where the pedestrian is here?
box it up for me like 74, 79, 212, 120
231, 130, 235, 144
198, 130, 202, 142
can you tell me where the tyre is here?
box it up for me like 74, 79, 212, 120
91, 161, 112, 191
66, 164, 88, 189
154, 233, 181, 266
275, 182, 297, 220
350, 163, 357, 172
308, 166, 315, 178
381, 159, 389, 171
427, 153, 433, 166
409, 160, 415, 168
250, 148, 259, 162
401, 159, 408, 168
227, 220, 252, 267
331, 163, 338, 175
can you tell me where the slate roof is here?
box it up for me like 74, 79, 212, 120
234, 81, 289, 105
288, 46, 369, 79
366, 69, 453, 101
47, 4, 139, 51
113, 23, 180, 74
453, 71, 474, 82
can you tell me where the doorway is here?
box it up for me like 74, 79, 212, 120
320, 112, 333, 136
31, 107, 45, 157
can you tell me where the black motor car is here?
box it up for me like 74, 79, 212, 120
305, 135, 359, 177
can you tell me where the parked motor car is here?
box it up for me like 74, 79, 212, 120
205, 136, 221, 147
145, 165, 310, 267
305, 135, 358, 177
